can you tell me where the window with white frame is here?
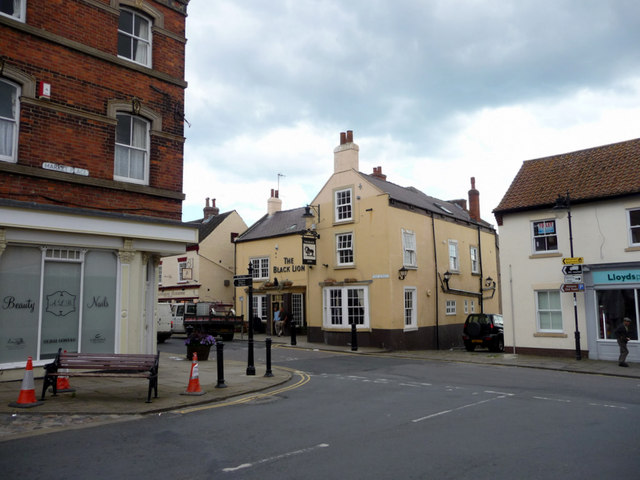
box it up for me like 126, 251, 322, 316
336, 232, 354, 266
252, 294, 268, 322
629, 208, 640, 246
470, 246, 479, 273
470, 300, 475, 313
0, 79, 19, 163
118, 8, 152, 67
446, 299, 456, 315
404, 287, 417, 329
334, 188, 353, 222
532, 220, 558, 253
464, 299, 468, 314
0, 0, 26, 21
448, 240, 459, 272
114, 113, 149, 184
291, 293, 304, 326
402, 229, 417, 267
323, 286, 369, 327
177, 259, 187, 282
536, 290, 562, 331
158, 263, 162, 284
250, 257, 269, 280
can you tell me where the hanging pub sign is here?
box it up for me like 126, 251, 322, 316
302, 236, 317, 265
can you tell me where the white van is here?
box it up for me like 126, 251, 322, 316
171, 303, 185, 334
157, 303, 173, 343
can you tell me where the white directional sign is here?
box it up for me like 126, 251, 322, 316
564, 274, 583, 283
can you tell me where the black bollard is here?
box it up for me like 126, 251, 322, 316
351, 322, 358, 351
264, 337, 274, 377
290, 321, 297, 346
215, 338, 226, 388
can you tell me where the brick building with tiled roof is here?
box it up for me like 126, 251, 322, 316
494, 138, 640, 362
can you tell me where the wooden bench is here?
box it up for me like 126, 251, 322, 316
42, 348, 160, 403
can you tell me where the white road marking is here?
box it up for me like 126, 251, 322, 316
412, 396, 505, 423
533, 396, 571, 403
222, 443, 330, 473
589, 403, 627, 410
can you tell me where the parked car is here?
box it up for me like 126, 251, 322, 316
462, 313, 504, 352
156, 303, 173, 343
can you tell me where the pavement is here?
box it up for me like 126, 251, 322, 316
0, 333, 637, 441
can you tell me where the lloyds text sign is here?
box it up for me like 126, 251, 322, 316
593, 269, 640, 285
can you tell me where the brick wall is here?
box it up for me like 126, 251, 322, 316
0, 0, 189, 221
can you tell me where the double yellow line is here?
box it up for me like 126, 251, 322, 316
175, 367, 310, 414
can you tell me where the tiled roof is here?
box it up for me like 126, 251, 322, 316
363, 173, 492, 227
494, 138, 640, 215
235, 207, 308, 242
186, 210, 234, 243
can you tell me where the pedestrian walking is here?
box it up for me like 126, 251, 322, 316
615, 317, 632, 367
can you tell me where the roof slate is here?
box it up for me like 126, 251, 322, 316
363, 173, 492, 226
235, 207, 308, 242
187, 210, 234, 243
494, 137, 640, 215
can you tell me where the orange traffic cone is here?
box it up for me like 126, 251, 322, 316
54, 350, 75, 393
182, 352, 205, 396
9, 356, 44, 408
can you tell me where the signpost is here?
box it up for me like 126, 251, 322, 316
563, 274, 583, 284
233, 275, 253, 287
560, 283, 585, 293
562, 257, 584, 265
562, 264, 583, 275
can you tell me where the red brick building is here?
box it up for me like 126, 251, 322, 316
0, 0, 196, 368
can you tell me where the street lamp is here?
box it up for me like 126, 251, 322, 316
553, 192, 582, 360
398, 266, 408, 280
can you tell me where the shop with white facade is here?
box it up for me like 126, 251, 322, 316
0, 202, 197, 370
585, 264, 639, 361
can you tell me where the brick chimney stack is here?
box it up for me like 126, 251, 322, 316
267, 189, 282, 216
371, 166, 387, 180
334, 129, 359, 173
203, 197, 219, 219
468, 177, 480, 221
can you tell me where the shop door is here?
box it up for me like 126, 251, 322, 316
40, 262, 81, 359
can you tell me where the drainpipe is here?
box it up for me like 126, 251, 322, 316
431, 214, 440, 350
478, 225, 484, 314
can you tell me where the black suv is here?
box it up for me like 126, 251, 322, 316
462, 313, 504, 352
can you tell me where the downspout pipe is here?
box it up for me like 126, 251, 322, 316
431, 214, 440, 350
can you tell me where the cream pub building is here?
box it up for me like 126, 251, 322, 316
235, 131, 500, 350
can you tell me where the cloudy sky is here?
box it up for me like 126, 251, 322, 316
181, 0, 640, 227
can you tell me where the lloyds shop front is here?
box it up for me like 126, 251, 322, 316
0, 202, 197, 370
585, 263, 640, 362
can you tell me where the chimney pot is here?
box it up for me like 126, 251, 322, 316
203, 197, 219, 219
468, 177, 480, 221
334, 130, 359, 173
